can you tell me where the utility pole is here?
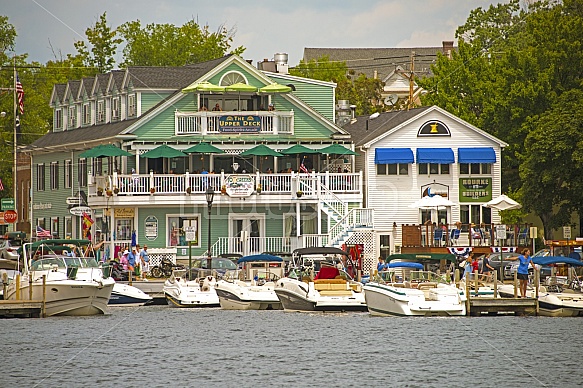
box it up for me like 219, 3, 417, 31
408, 51, 415, 110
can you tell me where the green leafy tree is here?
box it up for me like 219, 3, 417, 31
118, 19, 244, 67
74, 12, 122, 73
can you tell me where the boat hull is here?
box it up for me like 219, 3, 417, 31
163, 278, 220, 308
364, 282, 466, 317
499, 286, 583, 317
108, 283, 153, 307
214, 282, 282, 310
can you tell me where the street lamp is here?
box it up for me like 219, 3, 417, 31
205, 186, 215, 274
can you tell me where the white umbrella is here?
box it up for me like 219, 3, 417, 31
409, 195, 455, 209
484, 194, 522, 211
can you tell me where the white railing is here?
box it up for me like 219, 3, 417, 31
212, 236, 301, 257
175, 110, 294, 135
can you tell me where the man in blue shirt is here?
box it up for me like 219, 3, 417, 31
128, 247, 137, 276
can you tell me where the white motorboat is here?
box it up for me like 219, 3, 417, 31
4, 240, 114, 316
163, 270, 219, 308
498, 256, 583, 317
109, 283, 153, 307
214, 254, 284, 310
274, 247, 367, 312
363, 262, 466, 317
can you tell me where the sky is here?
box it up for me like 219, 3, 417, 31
3, 0, 505, 68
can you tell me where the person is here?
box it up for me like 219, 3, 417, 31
140, 245, 150, 280
212, 103, 222, 111
481, 253, 496, 281
120, 249, 129, 271
127, 247, 137, 276
268, 103, 275, 111
471, 253, 480, 276
377, 257, 385, 272
508, 248, 535, 298
199, 105, 208, 111
470, 223, 482, 245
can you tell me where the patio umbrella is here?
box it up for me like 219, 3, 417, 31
280, 144, 321, 171
240, 145, 283, 172
484, 194, 522, 211
258, 83, 293, 94
140, 144, 187, 159
319, 144, 359, 156
181, 81, 225, 93
225, 82, 258, 110
184, 142, 225, 170
409, 195, 455, 209
80, 144, 132, 158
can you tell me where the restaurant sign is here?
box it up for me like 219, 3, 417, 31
459, 178, 492, 202
224, 174, 254, 197
144, 215, 158, 241
219, 115, 261, 133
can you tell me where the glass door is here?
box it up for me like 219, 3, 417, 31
230, 216, 264, 255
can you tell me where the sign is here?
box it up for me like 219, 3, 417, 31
495, 225, 507, 240
66, 196, 81, 205
563, 226, 571, 239
69, 206, 92, 216
1, 198, 15, 210
529, 227, 538, 239
458, 178, 492, 202
114, 208, 135, 218
224, 174, 254, 197
184, 226, 197, 242
3, 210, 17, 223
219, 115, 261, 133
144, 216, 158, 241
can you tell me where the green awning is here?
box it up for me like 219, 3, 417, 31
80, 144, 132, 158
140, 144, 187, 159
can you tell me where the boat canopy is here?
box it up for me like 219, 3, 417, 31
237, 254, 283, 263
387, 262, 424, 269
386, 253, 456, 263
532, 256, 583, 267
293, 247, 348, 257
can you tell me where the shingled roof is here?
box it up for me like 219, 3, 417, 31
303, 43, 454, 81
342, 106, 431, 147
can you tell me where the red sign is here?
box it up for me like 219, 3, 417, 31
3, 210, 17, 223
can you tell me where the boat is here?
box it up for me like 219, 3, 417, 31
214, 254, 284, 310
274, 247, 367, 312
163, 269, 220, 308
498, 256, 583, 317
109, 283, 153, 307
4, 240, 114, 316
363, 262, 466, 316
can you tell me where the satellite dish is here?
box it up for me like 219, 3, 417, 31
384, 94, 398, 106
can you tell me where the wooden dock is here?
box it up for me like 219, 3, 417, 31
0, 300, 45, 318
468, 297, 538, 316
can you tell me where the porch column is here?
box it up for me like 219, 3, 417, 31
296, 201, 301, 239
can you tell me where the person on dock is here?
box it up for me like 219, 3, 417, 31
508, 248, 534, 298
377, 257, 385, 272
471, 253, 480, 278
481, 253, 495, 282
140, 245, 150, 280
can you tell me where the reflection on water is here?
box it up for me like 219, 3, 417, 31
1, 306, 579, 387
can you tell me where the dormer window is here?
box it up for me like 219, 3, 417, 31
68, 106, 76, 128
128, 94, 136, 116
112, 97, 120, 120
97, 100, 105, 123
55, 109, 62, 129
83, 103, 91, 125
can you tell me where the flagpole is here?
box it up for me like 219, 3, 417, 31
13, 59, 17, 233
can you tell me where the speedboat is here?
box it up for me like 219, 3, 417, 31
363, 262, 466, 316
214, 254, 284, 310
4, 240, 114, 316
109, 283, 153, 307
498, 256, 583, 317
274, 247, 367, 312
163, 269, 220, 308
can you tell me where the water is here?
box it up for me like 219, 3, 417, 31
1, 307, 579, 387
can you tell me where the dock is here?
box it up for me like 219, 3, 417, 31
468, 297, 538, 316
121, 279, 166, 305
0, 300, 45, 318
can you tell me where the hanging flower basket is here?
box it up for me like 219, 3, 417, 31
97, 187, 104, 196
221, 185, 227, 194
186, 187, 192, 194
256, 184, 262, 194
296, 191, 303, 198
106, 189, 113, 197
113, 187, 119, 194
150, 187, 156, 194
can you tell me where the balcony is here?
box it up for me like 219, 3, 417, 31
175, 110, 294, 136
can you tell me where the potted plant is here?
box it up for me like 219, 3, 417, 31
150, 187, 156, 194
113, 187, 119, 195
296, 190, 303, 198
106, 188, 113, 197
97, 187, 104, 196
186, 187, 192, 194
256, 184, 262, 194
220, 185, 227, 194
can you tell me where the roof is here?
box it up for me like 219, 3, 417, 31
303, 46, 454, 80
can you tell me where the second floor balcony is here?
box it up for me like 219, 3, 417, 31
175, 110, 294, 136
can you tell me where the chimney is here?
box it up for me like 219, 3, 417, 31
442, 41, 454, 60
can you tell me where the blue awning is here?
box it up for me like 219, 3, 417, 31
416, 148, 454, 164
375, 148, 414, 164
458, 147, 496, 163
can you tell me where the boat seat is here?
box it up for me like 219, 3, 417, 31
417, 282, 438, 290
318, 290, 353, 296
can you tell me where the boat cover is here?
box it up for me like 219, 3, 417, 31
237, 254, 283, 263
387, 262, 424, 269
532, 256, 583, 266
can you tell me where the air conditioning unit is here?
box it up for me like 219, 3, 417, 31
394, 244, 401, 254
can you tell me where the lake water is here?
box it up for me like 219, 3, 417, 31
1, 306, 578, 387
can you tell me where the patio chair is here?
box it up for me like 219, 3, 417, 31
449, 229, 460, 246
471, 227, 482, 246
433, 229, 445, 247
480, 228, 491, 246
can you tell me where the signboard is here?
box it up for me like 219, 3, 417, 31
1, 198, 15, 210
563, 226, 571, 239
66, 196, 81, 205
184, 226, 197, 242
458, 178, 492, 202
3, 210, 17, 223
69, 206, 92, 216
114, 208, 135, 218
224, 174, 254, 197
495, 225, 507, 240
219, 115, 261, 133
530, 227, 538, 239
144, 216, 158, 241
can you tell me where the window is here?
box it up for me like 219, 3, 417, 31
128, 94, 136, 116
168, 216, 200, 247
83, 103, 90, 125
68, 106, 76, 127
51, 217, 59, 239
418, 163, 450, 175
37, 164, 45, 191
116, 219, 133, 241
460, 163, 492, 175
112, 97, 120, 120
65, 216, 73, 239
55, 109, 62, 129
284, 213, 316, 237
65, 160, 73, 188
78, 158, 87, 187
92, 158, 103, 176
97, 101, 105, 123
50, 162, 59, 190
377, 163, 408, 175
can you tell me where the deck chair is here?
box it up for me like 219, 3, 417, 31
449, 229, 460, 246
480, 228, 491, 246
433, 229, 444, 247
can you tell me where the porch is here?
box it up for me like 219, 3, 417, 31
175, 110, 294, 136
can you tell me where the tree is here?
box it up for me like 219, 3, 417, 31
118, 19, 244, 67
74, 12, 122, 73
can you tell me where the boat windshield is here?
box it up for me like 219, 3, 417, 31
30, 256, 67, 270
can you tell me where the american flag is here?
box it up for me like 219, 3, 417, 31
16, 72, 24, 115
0, 178, 4, 191
299, 162, 308, 173
36, 225, 51, 238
